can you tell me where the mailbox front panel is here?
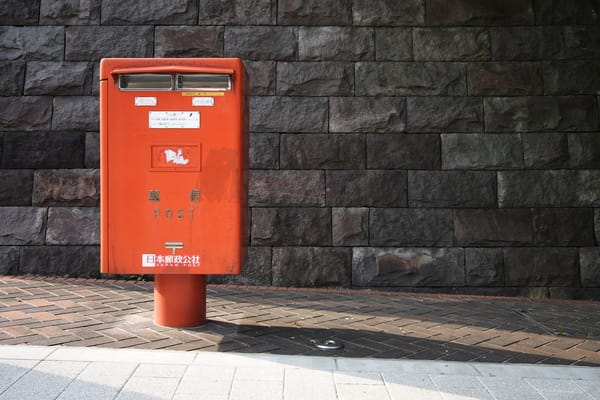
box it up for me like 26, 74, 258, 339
100, 58, 248, 275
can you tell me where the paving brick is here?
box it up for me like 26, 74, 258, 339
155, 26, 223, 58
277, 62, 353, 96
1, 132, 84, 169
299, 27, 374, 61
330, 97, 405, 133
407, 97, 483, 132
441, 133, 523, 169
251, 208, 330, 246
249, 170, 324, 207
272, 247, 351, 287
0, 27, 64, 61
225, 26, 297, 60
326, 170, 406, 207
367, 134, 440, 169
198, 0, 275, 25
427, 0, 534, 25
413, 28, 490, 61
468, 62, 543, 96
370, 208, 453, 246
408, 171, 496, 208
101, 0, 197, 24
278, 0, 351, 25
280, 134, 364, 170
454, 209, 533, 246
353, 0, 424, 26
39, 0, 101, 25
65, 26, 153, 60
356, 62, 466, 96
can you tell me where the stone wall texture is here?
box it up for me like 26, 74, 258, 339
1, 0, 599, 299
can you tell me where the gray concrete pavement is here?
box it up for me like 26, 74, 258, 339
1, 345, 598, 400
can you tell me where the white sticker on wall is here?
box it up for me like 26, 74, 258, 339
192, 97, 214, 107
135, 97, 157, 106
149, 111, 200, 129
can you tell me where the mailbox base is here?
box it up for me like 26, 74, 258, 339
154, 274, 206, 327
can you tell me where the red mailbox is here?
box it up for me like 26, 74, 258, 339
100, 58, 248, 327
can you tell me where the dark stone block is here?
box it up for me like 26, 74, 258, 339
535, 0, 599, 24
498, 171, 600, 207
199, 0, 275, 25
465, 248, 504, 287
0, 246, 19, 275
299, 27, 374, 61
244, 61, 276, 95
225, 27, 297, 60
580, 248, 600, 287
277, 62, 354, 96
408, 171, 496, 208
155, 27, 223, 58
249, 133, 278, 169
0, 97, 52, 131
353, 0, 424, 26
568, 133, 600, 169
101, 0, 197, 24
278, 0, 351, 25
522, 133, 569, 169
0, 27, 64, 61
468, 62, 543, 96
441, 133, 523, 169
0, 208, 47, 245
367, 134, 440, 169
326, 170, 406, 207
251, 208, 331, 246
65, 26, 153, 61
249, 170, 324, 206
40, 0, 100, 25
356, 62, 466, 96
413, 28, 490, 61
2, 132, 84, 169
25, 62, 93, 96
352, 247, 465, 287
250, 96, 327, 132
0, 170, 33, 206
375, 28, 412, 61
208, 247, 272, 286
52, 96, 99, 131
33, 169, 100, 206
0, 0, 40, 24
19, 246, 100, 278
272, 247, 352, 287
564, 26, 600, 59
85, 132, 99, 169
280, 134, 364, 170
92, 63, 100, 96
426, 0, 534, 25
491, 27, 564, 60
454, 209, 533, 246
484, 96, 599, 132
407, 97, 483, 132
533, 208, 595, 246
332, 208, 369, 246
329, 97, 405, 133
504, 248, 579, 286
596, 209, 600, 245
543, 61, 600, 95
370, 208, 453, 246
0, 61, 25, 95
46, 207, 100, 245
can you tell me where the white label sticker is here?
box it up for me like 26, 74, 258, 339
192, 97, 214, 107
149, 111, 200, 129
135, 97, 157, 106
141, 254, 201, 268
142, 254, 156, 267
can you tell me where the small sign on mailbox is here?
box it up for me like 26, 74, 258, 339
99, 59, 248, 327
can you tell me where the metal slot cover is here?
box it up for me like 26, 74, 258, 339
176, 74, 231, 91
119, 74, 173, 91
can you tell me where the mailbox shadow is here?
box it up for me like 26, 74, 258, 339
187, 320, 599, 366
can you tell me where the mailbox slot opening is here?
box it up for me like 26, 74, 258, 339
119, 74, 173, 91
176, 74, 231, 91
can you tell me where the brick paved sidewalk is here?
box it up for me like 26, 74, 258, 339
0, 276, 598, 366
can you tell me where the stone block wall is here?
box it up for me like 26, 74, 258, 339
1, 0, 599, 298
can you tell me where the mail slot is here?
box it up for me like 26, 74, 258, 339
100, 58, 248, 327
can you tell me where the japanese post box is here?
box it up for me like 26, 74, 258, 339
99, 58, 248, 326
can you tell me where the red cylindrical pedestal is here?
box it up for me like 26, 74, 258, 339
154, 274, 206, 327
